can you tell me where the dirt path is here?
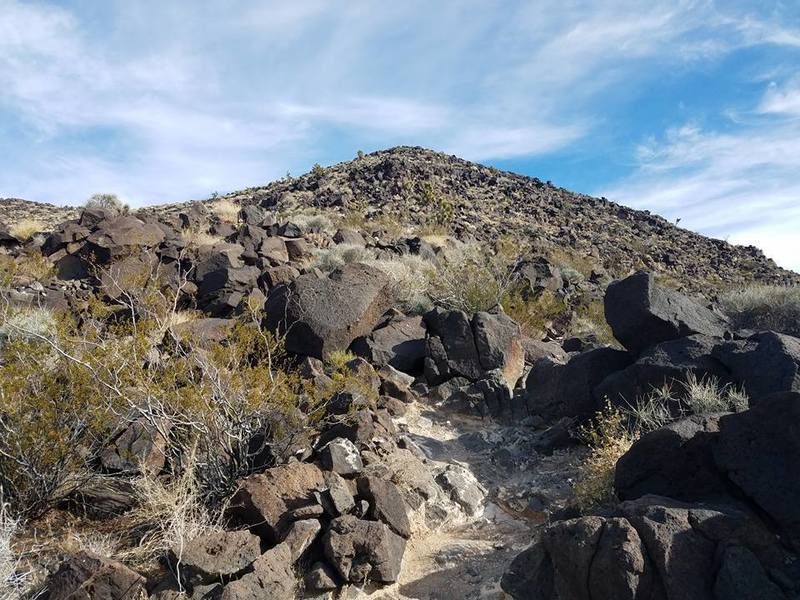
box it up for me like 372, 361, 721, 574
356, 401, 584, 600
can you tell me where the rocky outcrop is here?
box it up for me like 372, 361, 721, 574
713, 331, 800, 401
351, 311, 427, 375
525, 347, 632, 421
604, 271, 729, 356
502, 496, 796, 600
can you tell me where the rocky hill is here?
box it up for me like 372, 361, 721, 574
206, 147, 798, 289
0, 148, 798, 599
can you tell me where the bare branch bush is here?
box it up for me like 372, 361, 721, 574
0, 254, 311, 522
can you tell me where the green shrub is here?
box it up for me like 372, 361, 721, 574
573, 402, 637, 510
426, 246, 514, 313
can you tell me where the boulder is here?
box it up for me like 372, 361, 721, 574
304, 561, 339, 591
357, 475, 412, 538
714, 391, 800, 546
526, 347, 633, 421
100, 417, 169, 475
502, 496, 795, 600
604, 271, 729, 356
265, 264, 391, 359
378, 365, 416, 403
322, 515, 407, 584
472, 311, 525, 387
595, 334, 729, 407
615, 414, 728, 503
713, 332, 800, 401
46, 552, 146, 600
84, 215, 166, 263
333, 229, 365, 246
435, 464, 486, 517
168, 530, 261, 587
228, 463, 324, 543
423, 308, 483, 382
220, 543, 295, 600
319, 438, 363, 477
424, 307, 525, 387
281, 518, 322, 562
521, 338, 567, 365
351, 313, 427, 375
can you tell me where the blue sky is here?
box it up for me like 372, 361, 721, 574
1, 1, 799, 270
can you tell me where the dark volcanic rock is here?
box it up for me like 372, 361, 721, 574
46, 552, 146, 600
265, 263, 391, 359
168, 530, 261, 587
351, 312, 427, 374
357, 475, 412, 538
615, 414, 728, 503
525, 347, 633, 421
322, 515, 406, 584
595, 334, 729, 407
604, 271, 729, 356
713, 331, 800, 401
714, 391, 800, 546
228, 462, 324, 543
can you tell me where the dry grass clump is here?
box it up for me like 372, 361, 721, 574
209, 199, 240, 224
0, 503, 37, 599
287, 212, 336, 236
427, 245, 516, 313
8, 220, 45, 242
720, 284, 800, 337
313, 244, 374, 272
628, 373, 749, 432
575, 373, 749, 510
366, 255, 434, 315
127, 458, 223, 573
0, 307, 57, 348
181, 227, 225, 249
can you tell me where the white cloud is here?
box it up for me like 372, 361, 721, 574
602, 117, 800, 271
759, 79, 800, 116
1, 0, 800, 270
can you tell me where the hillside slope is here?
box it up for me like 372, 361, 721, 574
208, 146, 798, 289
4, 146, 798, 291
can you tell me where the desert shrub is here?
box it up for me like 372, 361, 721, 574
8, 220, 45, 242
311, 163, 325, 178
573, 402, 637, 510
314, 244, 374, 271
210, 199, 240, 224
0, 264, 308, 518
0, 307, 57, 348
569, 299, 618, 346
366, 255, 434, 314
0, 254, 53, 286
427, 246, 517, 313
500, 288, 567, 338
85, 193, 128, 215
289, 212, 335, 235
720, 284, 800, 337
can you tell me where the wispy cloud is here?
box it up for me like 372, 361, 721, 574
602, 111, 800, 271
1, 0, 800, 272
